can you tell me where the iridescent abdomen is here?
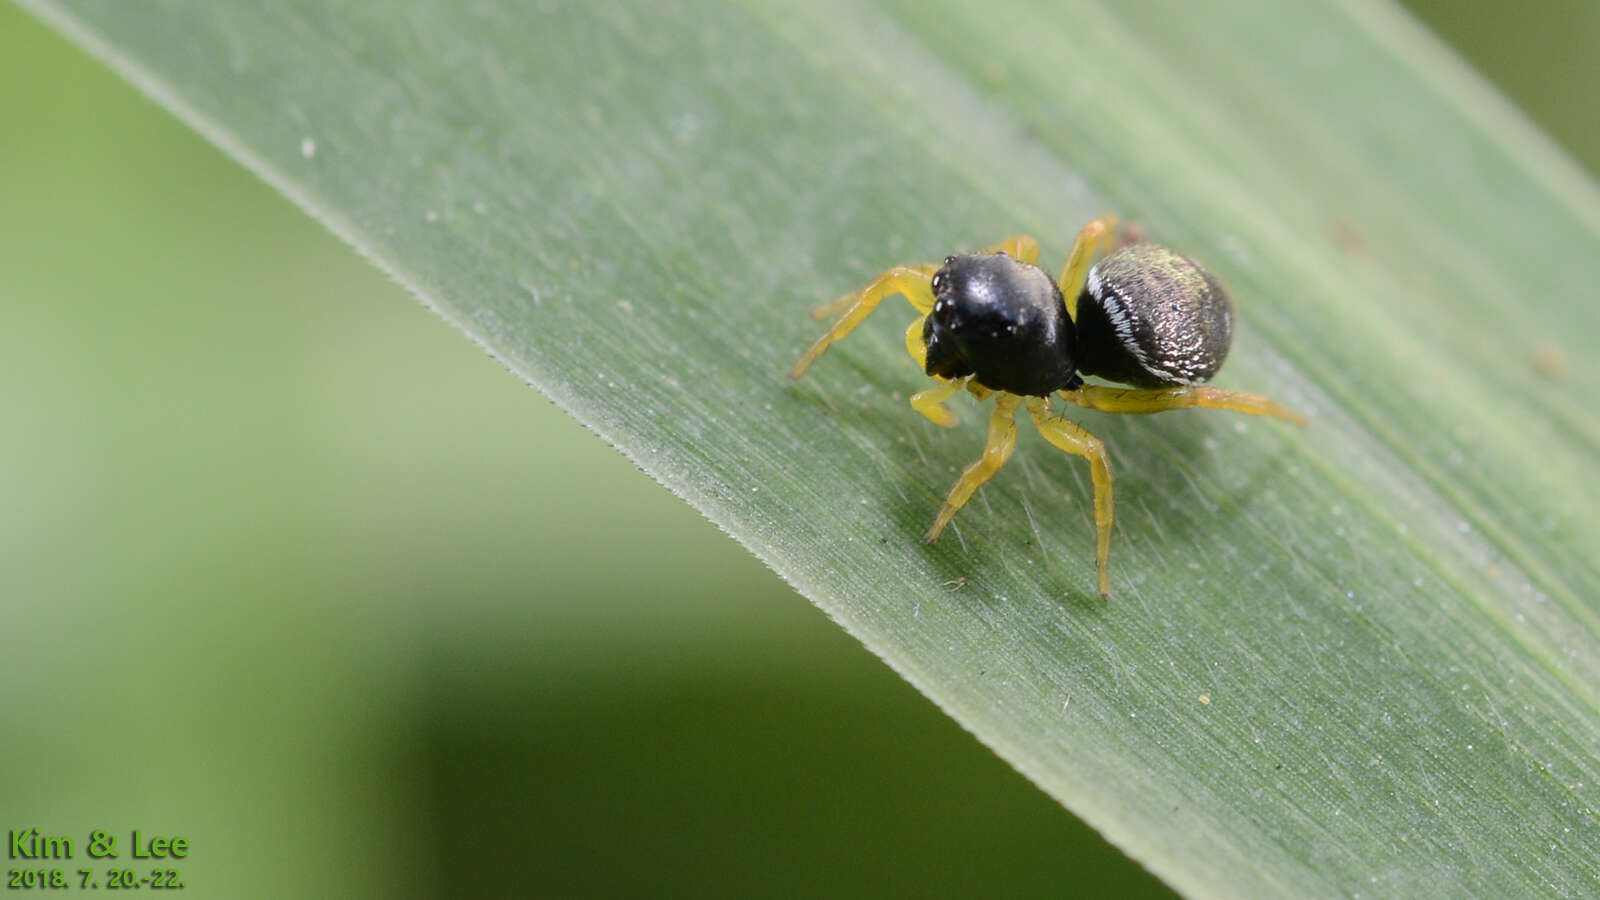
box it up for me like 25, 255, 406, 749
1075, 244, 1233, 388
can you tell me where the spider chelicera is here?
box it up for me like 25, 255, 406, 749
790, 215, 1307, 600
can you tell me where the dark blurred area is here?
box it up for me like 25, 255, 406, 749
1405, 0, 1600, 170
1, 2, 1592, 897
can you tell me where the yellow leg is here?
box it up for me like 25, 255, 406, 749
1025, 397, 1114, 601
807, 263, 938, 321
1059, 384, 1308, 426
905, 316, 929, 369
809, 294, 854, 321
925, 393, 1022, 541
811, 237, 1032, 324
910, 377, 964, 427
1059, 213, 1118, 320
981, 234, 1040, 264
793, 264, 938, 378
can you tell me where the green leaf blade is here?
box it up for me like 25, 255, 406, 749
22, 0, 1598, 895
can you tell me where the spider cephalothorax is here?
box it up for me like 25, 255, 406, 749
923, 251, 1079, 395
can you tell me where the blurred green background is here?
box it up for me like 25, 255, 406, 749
2, 2, 1595, 897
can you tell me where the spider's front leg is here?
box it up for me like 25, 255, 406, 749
790, 264, 938, 379
796, 235, 1041, 380
910, 377, 964, 427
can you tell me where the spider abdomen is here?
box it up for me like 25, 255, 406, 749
922, 252, 1078, 396
1075, 243, 1233, 388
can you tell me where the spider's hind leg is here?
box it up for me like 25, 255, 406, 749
1059, 384, 1308, 425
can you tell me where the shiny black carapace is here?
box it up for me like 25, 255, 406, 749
790, 215, 1307, 600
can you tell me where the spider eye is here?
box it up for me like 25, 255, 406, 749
944, 255, 956, 265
